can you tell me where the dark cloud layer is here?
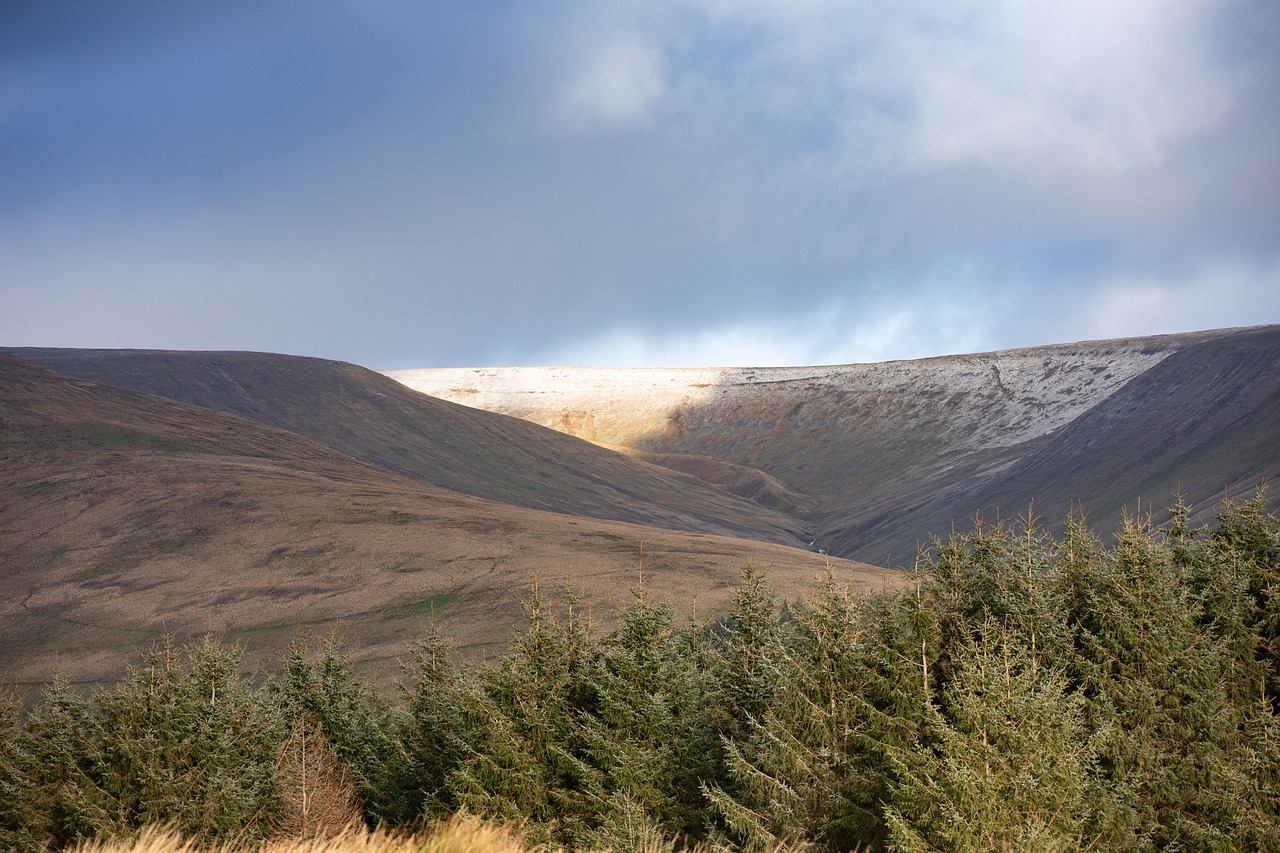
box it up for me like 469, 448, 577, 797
3, 0, 1278, 368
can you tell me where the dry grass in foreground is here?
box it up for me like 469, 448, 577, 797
68, 816, 786, 853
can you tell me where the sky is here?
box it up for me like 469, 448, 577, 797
2, 0, 1278, 369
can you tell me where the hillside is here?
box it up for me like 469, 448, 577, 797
387, 326, 1280, 564
3, 348, 807, 547
0, 354, 888, 689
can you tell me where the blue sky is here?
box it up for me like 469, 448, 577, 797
2, 0, 1278, 368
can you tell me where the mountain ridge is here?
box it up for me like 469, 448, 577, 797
3, 348, 808, 547
385, 326, 1280, 562
1, 354, 881, 689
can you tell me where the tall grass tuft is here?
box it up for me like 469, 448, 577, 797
72, 816, 567, 853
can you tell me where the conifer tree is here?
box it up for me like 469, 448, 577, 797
927, 512, 1071, 685
270, 722, 364, 837
93, 636, 283, 841
1072, 515, 1255, 849
1203, 488, 1280, 703
705, 572, 936, 851
0, 693, 40, 852
389, 624, 474, 825
711, 563, 786, 747
883, 623, 1099, 852
574, 577, 717, 849
270, 633, 396, 824
17, 676, 114, 847
446, 578, 597, 844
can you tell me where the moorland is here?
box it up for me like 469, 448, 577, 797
2, 326, 1278, 850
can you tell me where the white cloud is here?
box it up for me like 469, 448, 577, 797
548, 36, 665, 132
1075, 258, 1280, 340
532, 291, 997, 367
527, 254, 1280, 368
679, 0, 1236, 184
897, 0, 1231, 175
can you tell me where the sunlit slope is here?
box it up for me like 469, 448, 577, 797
0, 355, 890, 688
5, 348, 807, 547
387, 327, 1280, 563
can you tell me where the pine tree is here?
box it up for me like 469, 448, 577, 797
270, 722, 364, 838
18, 676, 115, 847
574, 577, 717, 849
446, 578, 597, 845
883, 623, 1100, 852
705, 572, 936, 851
93, 635, 284, 841
388, 624, 474, 825
711, 562, 786, 747
0, 692, 40, 852
1073, 514, 1254, 849
270, 632, 395, 825
927, 511, 1072, 686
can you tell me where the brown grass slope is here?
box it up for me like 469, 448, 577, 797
3, 348, 808, 548
385, 327, 1280, 565
0, 354, 891, 690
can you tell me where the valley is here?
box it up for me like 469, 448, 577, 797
4, 324, 1277, 687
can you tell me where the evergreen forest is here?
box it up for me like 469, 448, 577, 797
3, 491, 1279, 852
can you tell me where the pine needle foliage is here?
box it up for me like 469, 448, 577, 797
16, 676, 115, 848
0, 691, 42, 852
385, 625, 473, 826
93, 636, 284, 841
573, 578, 717, 849
883, 624, 1099, 852
446, 578, 598, 844
270, 634, 395, 826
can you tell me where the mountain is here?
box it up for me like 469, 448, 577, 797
386, 326, 1280, 564
3, 348, 807, 547
8, 326, 1274, 687
0, 354, 886, 690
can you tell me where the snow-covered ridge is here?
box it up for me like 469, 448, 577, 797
384, 336, 1181, 453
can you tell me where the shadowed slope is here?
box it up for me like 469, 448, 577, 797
960, 326, 1280, 528
387, 327, 1280, 564
4, 348, 808, 547
0, 355, 892, 689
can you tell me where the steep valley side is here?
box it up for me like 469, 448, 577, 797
1, 354, 888, 689
387, 327, 1280, 563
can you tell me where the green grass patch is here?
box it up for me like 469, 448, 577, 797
408, 593, 460, 618
23, 422, 209, 454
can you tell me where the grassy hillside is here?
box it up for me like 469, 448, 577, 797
4, 492, 1276, 851
0, 354, 891, 690
387, 327, 1280, 564
4, 349, 808, 547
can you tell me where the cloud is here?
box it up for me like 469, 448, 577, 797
532, 287, 1000, 368
1074, 259, 1280, 341
669, 0, 1239, 186
1, 0, 1275, 369
549, 36, 666, 131
529, 250, 1280, 368
894, 0, 1233, 175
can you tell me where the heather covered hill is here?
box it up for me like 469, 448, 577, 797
0, 354, 885, 688
388, 326, 1280, 564
4, 348, 807, 547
